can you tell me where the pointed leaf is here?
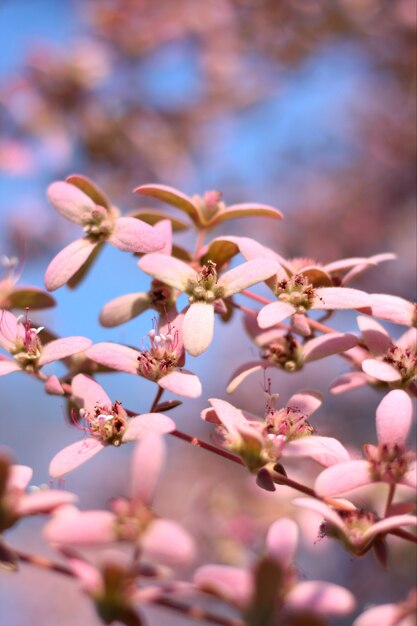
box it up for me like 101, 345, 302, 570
134, 184, 199, 220
45, 238, 97, 291
100, 293, 150, 327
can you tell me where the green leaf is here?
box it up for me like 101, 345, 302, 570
5, 288, 56, 310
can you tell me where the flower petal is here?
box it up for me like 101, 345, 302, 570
130, 434, 165, 504
39, 336, 92, 366
315, 461, 371, 496
292, 498, 348, 535
0, 358, 20, 376
302, 333, 358, 363
123, 413, 175, 442
183, 302, 214, 356
86, 342, 139, 374
208, 398, 248, 435
45, 238, 97, 291
8, 465, 33, 490
330, 372, 368, 394
266, 518, 299, 568
99, 293, 151, 327
287, 389, 322, 417
286, 581, 355, 616
402, 461, 417, 489
139, 253, 197, 291
362, 514, 417, 541
353, 604, 400, 626
49, 439, 104, 478
108, 217, 164, 253
213, 202, 283, 226
371, 294, 415, 326
44, 509, 115, 545
47, 181, 94, 224
219, 259, 279, 296
257, 301, 295, 328
284, 436, 350, 467
143, 519, 196, 565
357, 315, 392, 356
376, 389, 413, 445
362, 359, 402, 382
194, 565, 253, 608
226, 362, 265, 393
71, 374, 111, 413
159, 370, 202, 398
17, 490, 77, 516
0, 309, 24, 351
313, 287, 371, 310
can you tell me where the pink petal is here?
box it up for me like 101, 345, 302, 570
68, 558, 103, 594
99, 292, 151, 327
324, 257, 372, 273
315, 461, 371, 496
143, 519, 196, 565
49, 439, 104, 478
341, 253, 395, 285
238, 237, 287, 270
108, 217, 163, 253
371, 294, 415, 326
402, 461, 417, 489
266, 518, 299, 568
287, 389, 322, 417
375, 389, 413, 445
284, 436, 350, 467
44, 509, 115, 545
39, 336, 92, 366
208, 398, 248, 435
353, 604, 399, 626
214, 202, 283, 224
396, 327, 417, 352
183, 302, 214, 356
286, 581, 355, 616
122, 413, 175, 442
0, 310, 24, 351
86, 342, 139, 374
194, 565, 253, 608
159, 370, 202, 398
226, 362, 265, 393
139, 253, 197, 291
292, 498, 348, 535
8, 465, 33, 490
45, 375, 65, 395
330, 372, 368, 394
47, 181, 94, 224
292, 313, 311, 336
153, 219, 172, 255
0, 358, 20, 376
357, 316, 392, 356
45, 238, 97, 291
16, 490, 77, 516
362, 514, 417, 541
219, 259, 279, 296
302, 333, 358, 363
313, 287, 371, 310
134, 183, 199, 220
257, 301, 295, 328
130, 434, 165, 504
362, 359, 402, 382
71, 374, 111, 413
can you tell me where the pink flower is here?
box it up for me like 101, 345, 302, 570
49, 374, 176, 477
194, 517, 355, 621
202, 391, 349, 475
353, 589, 417, 626
139, 253, 291, 355
0, 455, 77, 535
134, 183, 283, 230
227, 315, 358, 392
99, 219, 178, 327
86, 313, 202, 397
46, 435, 196, 565
0, 309, 92, 377
315, 390, 416, 497
45, 176, 164, 291
294, 497, 417, 557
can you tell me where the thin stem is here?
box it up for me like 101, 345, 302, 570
150, 386, 164, 412
389, 528, 417, 544
15, 550, 73, 577
385, 483, 396, 517
155, 597, 244, 626
271, 470, 317, 498
194, 228, 208, 260
171, 430, 244, 465
241, 289, 271, 305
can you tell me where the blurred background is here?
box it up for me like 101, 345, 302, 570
0, 1, 416, 625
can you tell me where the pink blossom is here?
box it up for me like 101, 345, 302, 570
46, 435, 196, 565
315, 390, 416, 497
139, 253, 300, 355
49, 374, 176, 477
134, 183, 283, 230
0, 455, 77, 534
0, 309, 92, 377
294, 497, 417, 557
86, 313, 202, 397
202, 391, 349, 475
45, 176, 164, 291
194, 517, 355, 621
370, 294, 416, 327
354, 589, 417, 626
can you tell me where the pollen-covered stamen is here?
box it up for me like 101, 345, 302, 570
186, 261, 225, 304
80, 204, 115, 240
320, 509, 378, 550
81, 401, 127, 446
148, 279, 175, 312
110, 497, 156, 542
383, 346, 417, 385
261, 333, 301, 372
364, 443, 415, 483
275, 274, 318, 314
137, 327, 179, 381
263, 407, 315, 441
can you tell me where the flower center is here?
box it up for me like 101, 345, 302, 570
137, 329, 179, 381
81, 401, 127, 445
148, 279, 175, 312
263, 407, 314, 441
186, 261, 225, 304
10, 313, 44, 372
320, 509, 378, 550
111, 497, 156, 542
364, 443, 414, 483
275, 274, 317, 313
81, 204, 114, 240
383, 346, 417, 385
261, 333, 301, 372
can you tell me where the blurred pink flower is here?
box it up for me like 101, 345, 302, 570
353, 588, 417, 626
49, 374, 176, 477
